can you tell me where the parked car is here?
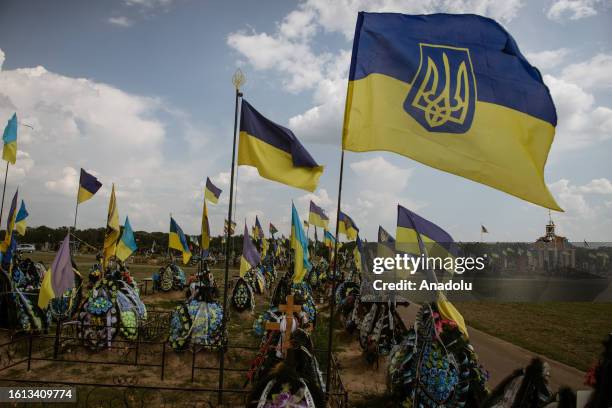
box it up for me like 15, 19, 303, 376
17, 243, 36, 253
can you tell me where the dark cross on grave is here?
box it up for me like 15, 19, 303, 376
265, 294, 303, 356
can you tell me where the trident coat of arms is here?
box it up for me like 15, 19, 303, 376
404, 44, 477, 134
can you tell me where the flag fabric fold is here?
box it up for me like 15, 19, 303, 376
204, 177, 222, 204
77, 169, 103, 204
238, 99, 323, 192
2, 113, 17, 164
38, 234, 74, 309
169, 217, 192, 265
116, 216, 137, 261
343, 12, 561, 211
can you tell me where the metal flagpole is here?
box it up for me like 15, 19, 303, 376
326, 150, 345, 398
0, 161, 9, 229
218, 68, 244, 405
314, 226, 318, 258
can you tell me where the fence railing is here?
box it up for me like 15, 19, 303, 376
0, 321, 349, 407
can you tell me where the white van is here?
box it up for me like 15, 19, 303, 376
17, 243, 36, 253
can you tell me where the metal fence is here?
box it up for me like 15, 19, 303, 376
0, 313, 349, 407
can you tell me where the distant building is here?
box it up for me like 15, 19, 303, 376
532, 214, 575, 272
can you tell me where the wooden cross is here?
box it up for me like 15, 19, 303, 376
265, 294, 303, 356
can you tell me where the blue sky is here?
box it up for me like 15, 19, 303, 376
0, 0, 611, 242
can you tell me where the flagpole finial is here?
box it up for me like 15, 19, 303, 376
232, 68, 246, 90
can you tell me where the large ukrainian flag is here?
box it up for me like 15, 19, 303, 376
343, 13, 561, 211
238, 100, 323, 192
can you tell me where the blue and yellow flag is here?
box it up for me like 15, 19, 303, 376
38, 234, 75, 309
254, 216, 264, 240
0, 190, 18, 265
116, 216, 137, 261
396, 204, 467, 337
204, 177, 222, 204
169, 217, 191, 265
103, 184, 120, 268
324, 229, 336, 249
338, 211, 359, 240
238, 100, 323, 192
291, 203, 311, 283
15, 200, 28, 236
77, 168, 103, 204
353, 236, 364, 273
343, 13, 561, 211
224, 219, 236, 235
308, 201, 329, 229
269, 222, 278, 236
396, 204, 458, 260
2, 113, 17, 164
240, 223, 261, 277
377, 225, 396, 258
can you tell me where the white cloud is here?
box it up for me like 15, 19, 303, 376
227, 31, 331, 93
296, 0, 524, 40
548, 178, 612, 238
526, 48, 571, 70
544, 74, 612, 149
350, 156, 413, 190
108, 16, 133, 27
546, 0, 602, 20
0, 49, 4, 71
0, 48, 215, 233
123, 0, 175, 8
578, 178, 612, 194
561, 53, 612, 89
45, 166, 79, 196
347, 156, 423, 236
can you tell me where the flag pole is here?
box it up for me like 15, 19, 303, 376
326, 149, 344, 398
218, 68, 244, 405
72, 176, 81, 253
0, 161, 9, 229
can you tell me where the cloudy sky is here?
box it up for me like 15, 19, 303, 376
0, 0, 611, 242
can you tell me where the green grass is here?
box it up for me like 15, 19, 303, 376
456, 302, 612, 371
